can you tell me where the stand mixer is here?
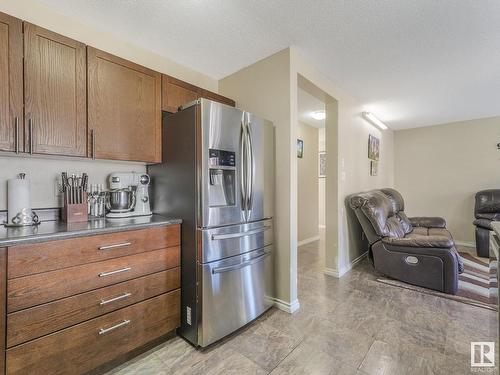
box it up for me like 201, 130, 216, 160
106, 172, 152, 218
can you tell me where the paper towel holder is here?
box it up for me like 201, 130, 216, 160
3, 173, 40, 227
3, 208, 40, 227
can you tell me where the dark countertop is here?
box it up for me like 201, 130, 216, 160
0, 214, 182, 247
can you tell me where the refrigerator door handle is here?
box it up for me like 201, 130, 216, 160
211, 250, 271, 274
245, 120, 254, 214
211, 225, 271, 240
240, 117, 247, 212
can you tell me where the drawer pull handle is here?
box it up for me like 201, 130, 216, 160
100, 292, 132, 305
98, 242, 132, 250
99, 319, 131, 335
99, 267, 131, 277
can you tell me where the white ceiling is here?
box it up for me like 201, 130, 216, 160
38, 0, 500, 129
298, 87, 325, 128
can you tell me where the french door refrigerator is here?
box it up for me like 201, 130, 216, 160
148, 99, 275, 347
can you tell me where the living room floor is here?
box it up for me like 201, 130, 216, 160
108, 237, 499, 375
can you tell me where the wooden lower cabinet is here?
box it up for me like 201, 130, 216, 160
0, 248, 6, 375
8, 246, 180, 312
8, 225, 180, 279
7, 268, 180, 347
2, 225, 182, 375
6, 290, 180, 375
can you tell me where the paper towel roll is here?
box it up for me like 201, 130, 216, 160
7, 175, 32, 225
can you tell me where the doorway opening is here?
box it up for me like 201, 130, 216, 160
296, 74, 338, 298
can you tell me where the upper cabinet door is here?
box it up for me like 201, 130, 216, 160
0, 12, 23, 153
201, 89, 235, 108
24, 23, 87, 157
161, 75, 200, 113
88, 47, 162, 163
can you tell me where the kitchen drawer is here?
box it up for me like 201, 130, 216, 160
7, 267, 180, 347
6, 290, 180, 375
8, 247, 180, 312
8, 224, 180, 278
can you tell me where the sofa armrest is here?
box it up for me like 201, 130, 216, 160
382, 235, 453, 248
409, 216, 447, 228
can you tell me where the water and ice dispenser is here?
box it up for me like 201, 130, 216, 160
208, 149, 236, 207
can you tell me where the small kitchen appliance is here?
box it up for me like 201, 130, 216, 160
106, 172, 152, 218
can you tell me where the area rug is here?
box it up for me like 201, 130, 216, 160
377, 252, 498, 311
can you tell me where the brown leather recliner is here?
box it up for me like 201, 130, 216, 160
474, 190, 500, 258
349, 188, 464, 295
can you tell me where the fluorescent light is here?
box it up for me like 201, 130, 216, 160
311, 110, 326, 120
362, 112, 388, 130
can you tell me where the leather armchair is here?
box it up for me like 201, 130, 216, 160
474, 190, 500, 257
349, 188, 463, 295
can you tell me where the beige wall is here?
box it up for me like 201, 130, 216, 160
319, 128, 326, 227
291, 49, 395, 275
219, 49, 296, 307
0, 1, 218, 211
297, 122, 319, 242
394, 116, 500, 245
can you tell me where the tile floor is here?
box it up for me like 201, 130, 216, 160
107, 236, 499, 374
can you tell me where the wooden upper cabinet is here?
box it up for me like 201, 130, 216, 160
24, 23, 87, 157
0, 12, 23, 153
201, 89, 235, 108
161, 74, 235, 113
88, 47, 162, 163
161, 74, 200, 113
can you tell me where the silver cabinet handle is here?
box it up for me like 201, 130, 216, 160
92, 129, 96, 159
28, 119, 33, 154
14, 117, 19, 154
99, 267, 131, 277
100, 292, 132, 306
211, 226, 271, 240
99, 319, 131, 335
212, 251, 271, 274
98, 242, 132, 250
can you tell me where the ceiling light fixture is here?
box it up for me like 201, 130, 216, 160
311, 110, 326, 120
362, 112, 388, 130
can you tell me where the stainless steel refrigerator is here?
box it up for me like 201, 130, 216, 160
148, 99, 274, 347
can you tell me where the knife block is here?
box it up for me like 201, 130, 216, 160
62, 192, 88, 223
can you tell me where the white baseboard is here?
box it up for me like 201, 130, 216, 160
272, 297, 300, 314
297, 236, 320, 247
455, 241, 475, 248
324, 251, 368, 278
318, 225, 326, 229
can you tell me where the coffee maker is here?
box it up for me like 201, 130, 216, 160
106, 172, 152, 218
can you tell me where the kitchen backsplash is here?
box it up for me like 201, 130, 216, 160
0, 157, 146, 211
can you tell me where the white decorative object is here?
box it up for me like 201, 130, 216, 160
6, 173, 38, 226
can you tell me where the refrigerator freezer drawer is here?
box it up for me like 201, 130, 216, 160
199, 246, 273, 347
200, 219, 273, 263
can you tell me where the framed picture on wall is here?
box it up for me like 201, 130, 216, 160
368, 134, 380, 160
370, 160, 378, 176
297, 139, 304, 158
319, 152, 326, 178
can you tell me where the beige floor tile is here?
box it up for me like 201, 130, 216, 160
173, 346, 267, 375
270, 341, 358, 375
375, 318, 447, 355
226, 321, 302, 371
359, 340, 441, 375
